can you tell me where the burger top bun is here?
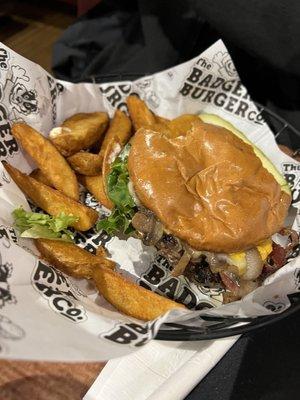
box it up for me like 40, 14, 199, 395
128, 120, 291, 253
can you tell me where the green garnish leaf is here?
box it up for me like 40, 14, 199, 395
96, 145, 136, 235
97, 207, 135, 235
106, 158, 135, 209
12, 207, 79, 242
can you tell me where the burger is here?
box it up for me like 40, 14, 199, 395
98, 112, 294, 303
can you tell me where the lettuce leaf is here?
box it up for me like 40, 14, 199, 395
12, 207, 78, 242
97, 207, 135, 235
106, 157, 135, 209
97, 145, 136, 235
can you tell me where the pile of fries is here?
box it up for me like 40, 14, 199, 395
3, 96, 185, 321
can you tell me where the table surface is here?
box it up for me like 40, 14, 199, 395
0, 309, 299, 400
0, 360, 104, 400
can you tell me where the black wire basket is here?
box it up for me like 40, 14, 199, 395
90, 74, 300, 340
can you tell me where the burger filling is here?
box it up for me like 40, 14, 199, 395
97, 145, 299, 303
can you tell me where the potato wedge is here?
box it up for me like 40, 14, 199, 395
67, 111, 131, 177
4, 162, 98, 231
50, 112, 109, 157
95, 246, 115, 269
30, 169, 53, 187
99, 109, 132, 160
102, 137, 122, 184
93, 267, 185, 320
35, 239, 103, 279
155, 115, 170, 124
12, 123, 79, 200
126, 95, 156, 131
78, 174, 113, 210
126, 96, 174, 136
101, 110, 132, 185
168, 114, 202, 138
67, 152, 102, 176
35, 239, 115, 278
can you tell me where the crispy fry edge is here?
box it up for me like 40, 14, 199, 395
93, 266, 185, 321
51, 112, 109, 156
12, 123, 79, 200
126, 95, 156, 131
3, 162, 98, 231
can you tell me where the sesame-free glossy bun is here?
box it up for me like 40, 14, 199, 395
128, 120, 291, 253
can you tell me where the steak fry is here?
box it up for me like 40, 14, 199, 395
12, 123, 79, 200
4, 162, 98, 231
93, 265, 185, 321
50, 112, 109, 156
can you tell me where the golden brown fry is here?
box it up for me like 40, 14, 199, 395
30, 169, 53, 187
168, 114, 202, 138
12, 123, 79, 200
99, 109, 132, 160
155, 115, 170, 124
4, 162, 98, 231
36, 237, 181, 320
67, 111, 131, 177
126, 96, 174, 136
95, 246, 115, 269
93, 267, 185, 320
67, 152, 102, 176
35, 239, 102, 279
126, 95, 156, 131
101, 110, 132, 185
78, 174, 113, 209
50, 112, 109, 157
102, 137, 121, 183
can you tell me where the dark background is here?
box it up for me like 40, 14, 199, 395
0, 1, 299, 399
53, 0, 300, 133
187, 310, 300, 400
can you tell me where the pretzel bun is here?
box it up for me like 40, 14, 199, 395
128, 118, 291, 253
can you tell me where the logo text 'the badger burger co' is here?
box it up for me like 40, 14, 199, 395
282, 162, 300, 204
139, 254, 221, 310
179, 57, 263, 125
102, 320, 160, 347
99, 83, 132, 112
0, 48, 9, 70
0, 61, 41, 159
47, 76, 64, 124
32, 261, 87, 323
0, 105, 16, 158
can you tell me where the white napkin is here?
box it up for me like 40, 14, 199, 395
84, 336, 239, 400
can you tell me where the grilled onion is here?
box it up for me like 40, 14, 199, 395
171, 251, 191, 277
243, 248, 263, 280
